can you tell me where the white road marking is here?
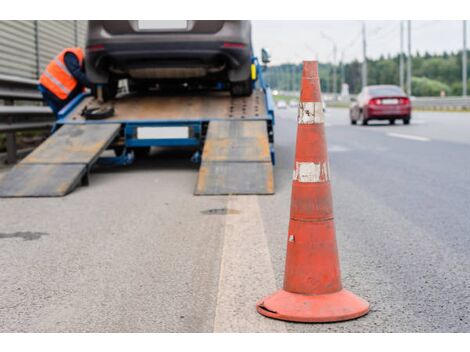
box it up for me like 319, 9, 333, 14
213, 196, 287, 332
387, 133, 430, 142
328, 145, 350, 152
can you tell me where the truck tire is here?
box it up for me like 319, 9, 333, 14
230, 79, 253, 97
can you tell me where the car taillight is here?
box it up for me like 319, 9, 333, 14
399, 98, 410, 105
86, 44, 105, 52
222, 42, 246, 49
369, 98, 381, 105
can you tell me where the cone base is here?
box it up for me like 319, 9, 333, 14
256, 288, 370, 323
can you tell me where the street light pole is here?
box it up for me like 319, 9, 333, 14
463, 20, 467, 97
362, 22, 367, 89
332, 44, 337, 99
400, 21, 405, 90
320, 32, 338, 98
340, 50, 345, 91
407, 20, 412, 96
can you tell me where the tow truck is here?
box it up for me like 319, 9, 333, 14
0, 56, 275, 197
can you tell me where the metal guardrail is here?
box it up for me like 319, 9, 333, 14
411, 97, 470, 110
277, 91, 470, 110
0, 74, 54, 164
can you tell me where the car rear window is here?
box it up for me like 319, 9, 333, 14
368, 86, 405, 96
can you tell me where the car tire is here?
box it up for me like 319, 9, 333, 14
360, 112, 368, 125
351, 119, 357, 125
389, 119, 395, 125
230, 79, 253, 97
403, 116, 411, 125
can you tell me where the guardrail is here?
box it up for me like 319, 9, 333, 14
411, 96, 470, 110
0, 74, 54, 164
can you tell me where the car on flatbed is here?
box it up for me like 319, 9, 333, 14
350, 85, 411, 125
85, 20, 254, 99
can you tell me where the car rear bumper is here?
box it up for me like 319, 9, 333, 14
86, 20, 253, 83
366, 105, 411, 118
88, 41, 250, 68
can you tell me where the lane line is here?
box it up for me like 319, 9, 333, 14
213, 196, 287, 332
387, 133, 430, 142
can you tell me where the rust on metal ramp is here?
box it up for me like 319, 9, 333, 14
0, 164, 86, 197
0, 124, 120, 197
22, 124, 120, 164
195, 120, 274, 195
66, 90, 267, 122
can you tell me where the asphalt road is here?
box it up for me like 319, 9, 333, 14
0, 108, 469, 332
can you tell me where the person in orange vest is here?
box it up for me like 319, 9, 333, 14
39, 47, 92, 115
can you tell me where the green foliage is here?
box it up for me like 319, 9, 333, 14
411, 77, 450, 96
264, 51, 469, 97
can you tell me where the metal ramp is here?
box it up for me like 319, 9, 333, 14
0, 124, 120, 197
195, 120, 274, 195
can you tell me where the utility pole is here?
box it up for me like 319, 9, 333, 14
332, 44, 337, 99
362, 22, 367, 89
399, 21, 405, 89
340, 50, 345, 90
463, 20, 467, 97
320, 32, 338, 98
407, 20, 412, 96
291, 64, 296, 92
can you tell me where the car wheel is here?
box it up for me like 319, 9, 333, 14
360, 112, 368, 125
389, 119, 395, 125
403, 117, 411, 125
230, 79, 253, 97
351, 119, 357, 125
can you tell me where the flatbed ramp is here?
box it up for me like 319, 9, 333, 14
0, 124, 120, 197
195, 120, 274, 195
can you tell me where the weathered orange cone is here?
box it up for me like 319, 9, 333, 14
256, 61, 370, 323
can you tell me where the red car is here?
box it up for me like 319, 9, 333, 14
350, 85, 411, 125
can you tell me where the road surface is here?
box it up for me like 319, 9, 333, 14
0, 108, 469, 332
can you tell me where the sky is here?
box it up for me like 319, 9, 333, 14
252, 21, 467, 65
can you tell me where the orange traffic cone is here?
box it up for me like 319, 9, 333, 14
256, 61, 370, 323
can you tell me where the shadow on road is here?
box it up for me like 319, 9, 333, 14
94, 147, 200, 174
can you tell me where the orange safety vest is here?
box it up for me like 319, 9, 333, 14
39, 48, 85, 100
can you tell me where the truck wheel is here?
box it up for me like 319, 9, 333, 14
230, 79, 253, 97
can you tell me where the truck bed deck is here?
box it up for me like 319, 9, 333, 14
65, 90, 268, 123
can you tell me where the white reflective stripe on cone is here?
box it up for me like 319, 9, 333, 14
292, 161, 330, 183
298, 102, 325, 124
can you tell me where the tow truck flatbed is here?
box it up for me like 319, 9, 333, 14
0, 59, 275, 197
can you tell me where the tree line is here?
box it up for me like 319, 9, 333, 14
264, 51, 470, 97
